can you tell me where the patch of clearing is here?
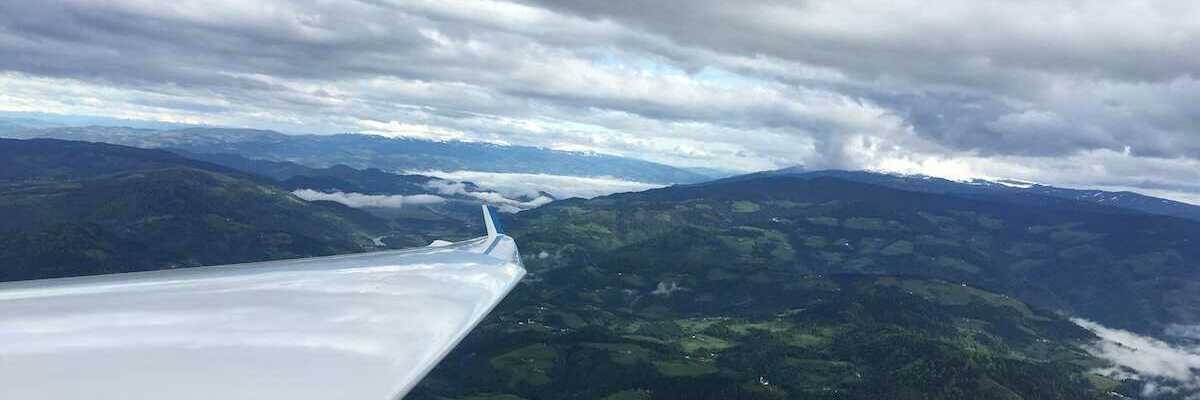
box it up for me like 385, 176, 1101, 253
731, 201, 761, 213
807, 216, 839, 226
602, 389, 651, 400
678, 334, 735, 354
880, 278, 1034, 317
621, 334, 669, 345
677, 318, 723, 333
464, 395, 527, 400
880, 240, 914, 256
581, 342, 654, 366
727, 320, 792, 335
490, 344, 558, 387
654, 360, 718, 377
843, 217, 886, 230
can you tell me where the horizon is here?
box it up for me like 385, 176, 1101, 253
6, 113, 1200, 207
9, 111, 1200, 205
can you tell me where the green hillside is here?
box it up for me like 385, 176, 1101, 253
515, 176, 1200, 334
407, 176, 1161, 399
0, 139, 389, 281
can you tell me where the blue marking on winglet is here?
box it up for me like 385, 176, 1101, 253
482, 204, 504, 255
485, 205, 503, 235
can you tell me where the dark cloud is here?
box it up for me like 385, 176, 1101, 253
520, 0, 1200, 158
523, 0, 1200, 83
2, 0, 1200, 201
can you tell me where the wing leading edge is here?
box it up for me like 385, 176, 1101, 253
0, 205, 524, 400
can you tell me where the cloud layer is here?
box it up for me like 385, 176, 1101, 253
414, 170, 662, 200
292, 189, 445, 208
1074, 318, 1200, 398
3, 1, 1200, 201
422, 179, 554, 213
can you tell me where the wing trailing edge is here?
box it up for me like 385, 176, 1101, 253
0, 225, 524, 399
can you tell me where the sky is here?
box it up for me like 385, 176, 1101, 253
2, 1, 1200, 202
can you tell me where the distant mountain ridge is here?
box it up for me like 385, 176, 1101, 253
175, 151, 470, 197
723, 167, 1200, 222
0, 138, 246, 182
2, 125, 709, 184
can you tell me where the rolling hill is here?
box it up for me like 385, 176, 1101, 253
515, 175, 1200, 334
0, 138, 391, 281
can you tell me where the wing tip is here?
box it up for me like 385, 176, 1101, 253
482, 204, 501, 238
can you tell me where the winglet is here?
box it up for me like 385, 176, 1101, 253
482, 204, 502, 239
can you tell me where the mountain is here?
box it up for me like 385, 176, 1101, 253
681, 166, 743, 179
172, 151, 561, 245
175, 151, 478, 196
0, 120, 26, 134
593, 175, 1200, 334
0, 138, 391, 281
0, 138, 245, 182
407, 175, 1159, 399
735, 168, 1200, 222
3, 126, 710, 184
1021, 184, 1200, 221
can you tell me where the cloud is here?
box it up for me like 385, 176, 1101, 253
2, 1, 1200, 200
292, 189, 444, 208
414, 170, 663, 200
1167, 324, 1200, 341
422, 179, 554, 213
1074, 318, 1200, 398
650, 281, 686, 296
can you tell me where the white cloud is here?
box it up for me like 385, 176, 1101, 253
422, 179, 553, 213
292, 189, 445, 208
413, 170, 663, 200
355, 120, 469, 142
650, 281, 686, 296
1073, 318, 1200, 398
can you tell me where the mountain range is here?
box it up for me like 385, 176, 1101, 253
8, 121, 1198, 222
1, 125, 708, 184
734, 167, 1200, 222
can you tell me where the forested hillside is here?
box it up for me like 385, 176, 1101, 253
0, 139, 389, 281
406, 175, 1200, 399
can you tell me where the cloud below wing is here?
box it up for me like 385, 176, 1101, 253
291, 189, 445, 208
415, 170, 662, 200
1073, 318, 1200, 398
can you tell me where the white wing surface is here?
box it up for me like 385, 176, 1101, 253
0, 206, 524, 400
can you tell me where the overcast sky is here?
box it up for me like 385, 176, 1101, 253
2, 0, 1200, 202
